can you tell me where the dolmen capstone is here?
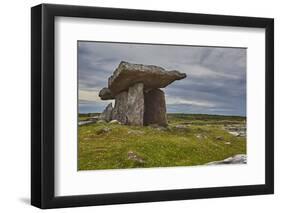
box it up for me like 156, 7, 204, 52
98, 61, 186, 126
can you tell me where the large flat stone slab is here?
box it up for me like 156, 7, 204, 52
108, 61, 186, 96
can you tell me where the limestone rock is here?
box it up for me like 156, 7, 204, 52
127, 83, 144, 126
144, 89, 167, 126
111, 91, 128, 124
96, 127, 111, 135
175, 125, 186, 129
99, 103, 113, 122
109, 119, 121, 124
196, 134, 207, 139
206, 154, 247, 165
127, 151, 145, 164
127, 130, 145, 135
224, 125, 246, 137
108, 61, 186, 95
99, 87, 114, 100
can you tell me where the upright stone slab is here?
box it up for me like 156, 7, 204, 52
127, 83, 144, 126
99, 103, 113, 122
144, 89, 167, 126
111, 91, 128, 124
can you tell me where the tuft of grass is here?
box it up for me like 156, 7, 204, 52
78, 114, 246, 170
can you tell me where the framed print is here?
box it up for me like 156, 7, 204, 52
31, 4, 274, 209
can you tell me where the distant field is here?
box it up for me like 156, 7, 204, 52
167, 113, 246, 125
79, 113, 100, 121
78, 113, 246, 170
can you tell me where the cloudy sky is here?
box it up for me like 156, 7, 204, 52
78, 41, 246, 116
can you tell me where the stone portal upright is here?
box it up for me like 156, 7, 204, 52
99, 61, 187, 126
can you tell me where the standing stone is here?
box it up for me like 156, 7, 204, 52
111, 91, 128, 124
98, 61, 187, 127
144, 89, 167, 126
127, 83, 144, 125
99, 103, 113, 122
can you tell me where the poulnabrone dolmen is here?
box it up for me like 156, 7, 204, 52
98, 61, 187, 126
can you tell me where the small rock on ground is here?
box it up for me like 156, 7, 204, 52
175, 125, 186, 129
196, 134, 207, 139
174, 125, 189, 132
215, 136, 224, 140
109, 119, 121, 124
127, 130, 145, 135
224, 125, 246, 137
127, 151, 145, 163
228, 131, 240, 137
148, 124, 170, 131
96, 127, 111, 135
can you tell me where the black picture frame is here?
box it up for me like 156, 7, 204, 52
31, 3, 274, 209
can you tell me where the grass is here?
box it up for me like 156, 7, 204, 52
78, 114, 246, 170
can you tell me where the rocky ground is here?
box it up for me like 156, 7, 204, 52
78, 113, 247, 170
223, 124, 246, 137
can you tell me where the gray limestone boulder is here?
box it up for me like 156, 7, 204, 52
206, 154, 247, 165
109, 119, 121, 124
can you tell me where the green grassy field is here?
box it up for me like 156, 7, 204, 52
78, 114, 246, 170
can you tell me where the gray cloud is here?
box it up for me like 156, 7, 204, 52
78, 41, 246, 116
